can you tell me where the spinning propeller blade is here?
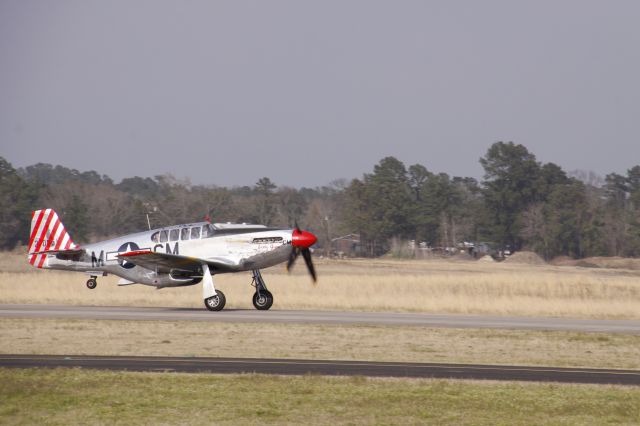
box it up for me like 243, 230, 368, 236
301, 247, 317, 282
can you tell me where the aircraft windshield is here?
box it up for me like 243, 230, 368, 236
203, 224, 215, 238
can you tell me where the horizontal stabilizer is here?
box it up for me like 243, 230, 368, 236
28, 248, 84, 256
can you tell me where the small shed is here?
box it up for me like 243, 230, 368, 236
331, 234, 361, 257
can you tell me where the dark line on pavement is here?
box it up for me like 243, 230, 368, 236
1, 355, 639, 386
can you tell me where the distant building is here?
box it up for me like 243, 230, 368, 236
331, 234, 361, 257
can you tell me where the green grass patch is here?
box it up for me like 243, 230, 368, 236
1, 368, 640, 425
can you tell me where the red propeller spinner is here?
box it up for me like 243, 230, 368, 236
292, 229, 318, 248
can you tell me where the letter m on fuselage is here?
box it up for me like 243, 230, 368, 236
165, 242, 179, 255
91, 251, 105, 267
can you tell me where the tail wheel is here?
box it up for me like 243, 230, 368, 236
252, 290, 273, 310
204, 290, 226, 311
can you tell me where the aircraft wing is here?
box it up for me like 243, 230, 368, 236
117, 250, 238, 274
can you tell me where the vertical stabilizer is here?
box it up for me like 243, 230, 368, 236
28, 209, 78, 268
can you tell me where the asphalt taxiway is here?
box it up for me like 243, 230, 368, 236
2, 354, 639, 385
1, 304, 639, 333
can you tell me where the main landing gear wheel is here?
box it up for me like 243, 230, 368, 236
252, 290, 273, 310
250, 270, 273, 310
204, 290, 226, 311
86, 277, 97, 289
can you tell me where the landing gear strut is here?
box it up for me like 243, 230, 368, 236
86, 276, 97, 289
202, 263, 226, 311
251, 269, 273, 310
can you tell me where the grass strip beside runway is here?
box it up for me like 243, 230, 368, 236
2, 318, 640, 369
2, 368, 639, 425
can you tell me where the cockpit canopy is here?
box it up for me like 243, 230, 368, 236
150, 223, 268, 243
150, 224, 215, 243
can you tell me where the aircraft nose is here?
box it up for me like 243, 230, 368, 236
292, 229, 317, 248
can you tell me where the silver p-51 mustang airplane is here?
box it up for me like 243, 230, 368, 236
27, 209, 317, 311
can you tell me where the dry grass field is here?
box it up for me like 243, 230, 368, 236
2, 251, 640, 319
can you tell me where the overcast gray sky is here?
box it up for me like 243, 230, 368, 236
1, 0, 639, 187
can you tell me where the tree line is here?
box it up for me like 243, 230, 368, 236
1, 141, 639, 259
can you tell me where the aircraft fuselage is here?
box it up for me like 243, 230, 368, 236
43, 222, 294, 287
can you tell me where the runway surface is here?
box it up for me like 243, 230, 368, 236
1, 304, 640, 333
2, 354, 639, 385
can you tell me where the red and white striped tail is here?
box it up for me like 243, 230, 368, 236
28, 209, 78, 268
